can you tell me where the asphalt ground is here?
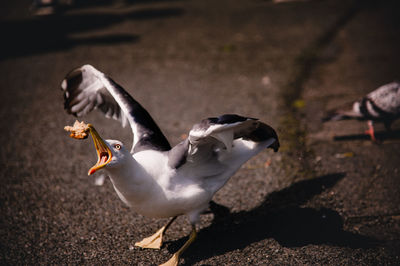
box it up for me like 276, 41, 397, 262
1, 0, 399, 265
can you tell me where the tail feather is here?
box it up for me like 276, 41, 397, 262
322, 111, 349, 122
322, 105, 362, 122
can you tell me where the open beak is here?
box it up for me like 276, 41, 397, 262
87, 124, 112, 175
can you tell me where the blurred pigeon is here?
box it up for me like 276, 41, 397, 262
322, 81, 400, 141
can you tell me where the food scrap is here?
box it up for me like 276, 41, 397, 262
64, 120, 90, 139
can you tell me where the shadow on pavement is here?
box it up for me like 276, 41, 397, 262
0, 7, 183, 60
168, 173, 379, 264
333, 129, 400, 142
60, 0, 185, 10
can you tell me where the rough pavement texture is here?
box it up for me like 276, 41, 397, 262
1, 0, 399, 265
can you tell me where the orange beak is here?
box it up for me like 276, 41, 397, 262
87, 124, 113, 175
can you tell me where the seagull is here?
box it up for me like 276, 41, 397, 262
61, 64, 279, 266
322, 81, 400, 142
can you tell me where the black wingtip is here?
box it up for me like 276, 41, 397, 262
244, 122, 280, 152
271, 139, 280, 152
321, 115, 332, 122
64, 68, 83, 88
216, 114, 256, 124
61, 67, 84, 116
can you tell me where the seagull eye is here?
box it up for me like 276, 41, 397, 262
114, 144, 121, 150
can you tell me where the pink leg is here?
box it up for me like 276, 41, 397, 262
365, 120, 377, 142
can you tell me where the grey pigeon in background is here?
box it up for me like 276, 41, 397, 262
323, 81, 400, 141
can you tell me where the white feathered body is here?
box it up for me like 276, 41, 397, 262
105, 138, 273, 223
61, 64, 279, 224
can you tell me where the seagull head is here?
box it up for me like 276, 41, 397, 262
87, 125, 130, 175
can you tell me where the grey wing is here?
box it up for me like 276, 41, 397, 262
366, 82, 400, 116
168, 114, 279, 170
61, 64, 171, 153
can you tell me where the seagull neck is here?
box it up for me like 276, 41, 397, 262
104, 155, 152, 202
106, 155, 141, 182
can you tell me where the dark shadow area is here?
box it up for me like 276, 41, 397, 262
124, 0, 185, 5
165, 173, 380, 265
0, 7, 183, 60
333, 129, 400, 142
59, 0, 118, 9
29, 0, 185, 15
66, 0, 184, 9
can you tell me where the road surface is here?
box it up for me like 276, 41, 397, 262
1, 0, 399, 264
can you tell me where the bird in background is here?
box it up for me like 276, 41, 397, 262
61, 64, 279, 266
322, 81, 400, 142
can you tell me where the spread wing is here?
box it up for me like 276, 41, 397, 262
61, 64, 171, 153
168, 114, 279, 170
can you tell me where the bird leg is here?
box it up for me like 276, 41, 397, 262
384, 120, 392, 132
160, 225, 197, 266
365, 120, 377, 142
135, 216, 177, 249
